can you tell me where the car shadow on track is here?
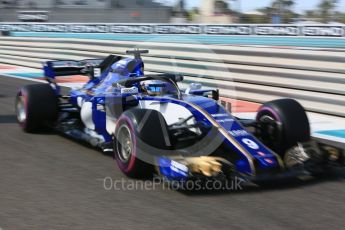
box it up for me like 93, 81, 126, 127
0, 114, 17, 124
44, 131, 345, 196
179, 169, 345, 196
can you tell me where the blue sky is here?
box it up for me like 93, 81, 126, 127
156, 0, 345, 13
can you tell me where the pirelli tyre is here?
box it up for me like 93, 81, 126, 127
256, 98, 311, 156
15, 84, 58, 132
114, 109, 172, 178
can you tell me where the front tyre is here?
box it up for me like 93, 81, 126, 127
15, 84, 58, 132
114, 109, 172, 178
256, 98, 310, 155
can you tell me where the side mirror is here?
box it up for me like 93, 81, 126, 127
185, 83, 202, 94
212, 89, 219, 101
190, 83, 202, 90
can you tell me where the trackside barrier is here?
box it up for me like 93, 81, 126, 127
0, 23, 344, 37
0, 36, 344, 117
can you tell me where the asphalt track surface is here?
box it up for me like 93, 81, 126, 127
0, 76, 345, 230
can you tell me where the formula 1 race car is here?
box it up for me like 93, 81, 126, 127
15, 50, 344, 184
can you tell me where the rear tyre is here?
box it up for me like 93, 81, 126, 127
256, 98, 310, 155
15, 84, 58, 132
114, 109, 172, 178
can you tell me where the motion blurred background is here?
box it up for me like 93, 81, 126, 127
0, 0, 344, 24
0, 2, 344, 230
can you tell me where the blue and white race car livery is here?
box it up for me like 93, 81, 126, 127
15, 50, 344, 184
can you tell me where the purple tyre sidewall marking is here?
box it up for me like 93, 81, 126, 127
114, 116, 137, 173
257, 106, 281, 122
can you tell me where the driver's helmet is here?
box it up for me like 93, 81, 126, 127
140, 80, 171, 96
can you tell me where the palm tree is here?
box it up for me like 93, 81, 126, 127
318, 0, 337, 23
305, 10, 316, 18
271, 0, 295, 23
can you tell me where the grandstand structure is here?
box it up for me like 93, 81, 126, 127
0, 0, 172, 22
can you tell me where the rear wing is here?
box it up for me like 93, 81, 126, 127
43, 59, 103, 79
43, 55, 122, 79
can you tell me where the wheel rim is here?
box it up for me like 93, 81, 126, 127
116, 124, 133, 164
16, 95, 26, 123
259, 114, 281, 147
